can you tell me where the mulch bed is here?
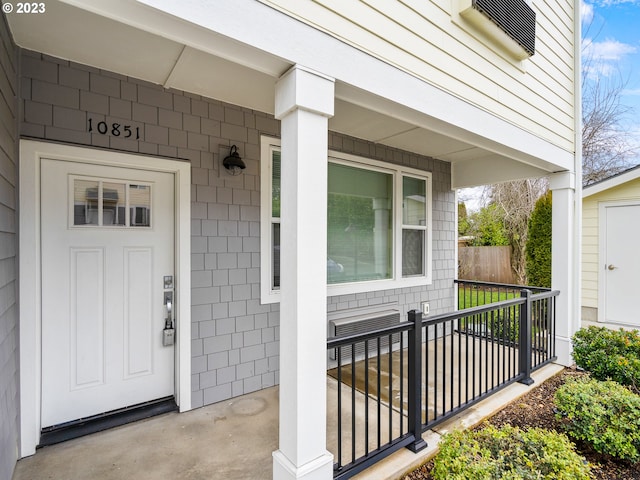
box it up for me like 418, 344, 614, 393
403, 367, 640, 479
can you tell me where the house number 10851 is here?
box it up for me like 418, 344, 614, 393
88, 119, 140, 140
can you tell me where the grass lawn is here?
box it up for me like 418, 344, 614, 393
458, 287, 518, 310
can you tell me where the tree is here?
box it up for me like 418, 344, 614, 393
582, 67, 638, 185
466, 204, 509, 247
485, 179, 548, 285
581, 18, 639, 185
526, 191, 552, 288
458, 201, 470, 236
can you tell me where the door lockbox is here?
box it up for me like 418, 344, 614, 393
163, 326, 175, 346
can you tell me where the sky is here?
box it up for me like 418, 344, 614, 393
460, 1, 640, 212
582, 0, 640, 142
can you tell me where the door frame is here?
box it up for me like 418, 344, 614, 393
597, 199, 640, 324
19, 140, 191, 457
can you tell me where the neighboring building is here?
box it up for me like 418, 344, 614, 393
582, 165, 640, 328
0, 1, 581, 479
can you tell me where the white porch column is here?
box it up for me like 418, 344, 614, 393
272, 65, 335, 480
549, 171, 579, 366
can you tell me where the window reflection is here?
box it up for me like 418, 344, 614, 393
72, 179, 151, 228
129, 184, 151, 227
328, 163, 393, 284
103, 182, 126, 226
74, 179, 100, 225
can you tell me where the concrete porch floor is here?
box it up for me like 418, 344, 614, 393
13, 363, 563, 480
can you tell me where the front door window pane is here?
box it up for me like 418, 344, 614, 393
103, 182, 126, 226
72, 179, 151, 228
328, 163, 393, 284
129, 184, 151, 227
74, 179, 100, 225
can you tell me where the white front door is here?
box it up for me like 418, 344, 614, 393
602, 203, 640, 325
41, 158, 176, 428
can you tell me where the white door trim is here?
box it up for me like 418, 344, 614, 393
597, 199, 640, 324
19, 140, 191, 457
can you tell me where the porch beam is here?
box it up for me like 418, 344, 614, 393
273, 65, 335, 480
549, 171, 578, 365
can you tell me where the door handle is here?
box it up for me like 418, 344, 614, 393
164, 291, 173, 326
163, 291, 175, 346
607, 264, 618, 270
165, 296, 172, 317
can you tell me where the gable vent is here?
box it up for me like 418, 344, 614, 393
472, 0, 536, 56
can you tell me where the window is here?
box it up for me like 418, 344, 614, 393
72, 177, 152, 228
271, 149, 281, 289
260, 136, 432, 302
402, 176, 427, 276
328, 162, 393, 284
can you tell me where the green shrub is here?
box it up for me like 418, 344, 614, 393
572, 326, 640, 391
432, 424, 590, 479
459, 312, 520, 344
467, 204, 510, 247
555, 377, 640, 462
525, 191, 552, 288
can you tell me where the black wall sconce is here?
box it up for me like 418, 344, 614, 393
222, 145, 246, 175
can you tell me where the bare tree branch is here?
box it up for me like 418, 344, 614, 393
581, 16, 639, 185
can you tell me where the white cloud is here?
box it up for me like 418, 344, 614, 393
583, 37, 637, 77
584, 38, 637, 61
457, 187, 485, 212
595, 0, 640, 6
581, 1, 594, 24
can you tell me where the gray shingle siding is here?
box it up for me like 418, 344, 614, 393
0, 15, 19, 480
19, 50, 455, 411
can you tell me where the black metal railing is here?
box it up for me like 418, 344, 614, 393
327, 323, 414, 479
327, 282, 558, 479
455, 280, 556, 370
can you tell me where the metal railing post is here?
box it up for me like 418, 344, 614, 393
518, 289, 534, 385
407, 309, 427, 452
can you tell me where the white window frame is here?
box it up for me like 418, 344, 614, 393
401, 173, 429, 278
260, 136, 432, 304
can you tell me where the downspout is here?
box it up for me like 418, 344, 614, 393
573, 1, 583, 336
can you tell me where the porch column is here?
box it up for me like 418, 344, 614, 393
273, 65, 335, 480
549, 171, 579, 366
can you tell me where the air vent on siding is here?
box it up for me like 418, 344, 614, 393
329, 309, 401, 361
472, 0, 536, 56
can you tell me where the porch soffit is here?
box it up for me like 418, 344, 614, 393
7, 0, 567, 188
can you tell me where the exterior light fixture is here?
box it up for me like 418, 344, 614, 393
222, 145, 246, 175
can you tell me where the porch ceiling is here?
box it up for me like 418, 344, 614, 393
7, 0, 554, 188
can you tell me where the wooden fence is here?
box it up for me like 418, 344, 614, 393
458, 245, 514, 284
